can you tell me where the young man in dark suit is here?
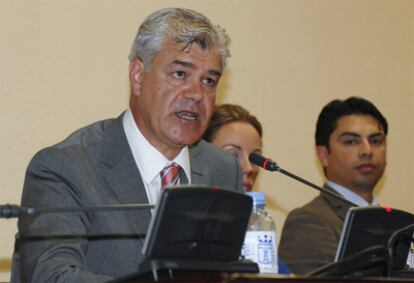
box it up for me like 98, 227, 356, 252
279, 97, 388, 274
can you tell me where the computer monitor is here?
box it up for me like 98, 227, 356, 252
335, 206, 414, 271
142, 185, 253, 261
307, 206, 413, 278
110, 186, 259, 282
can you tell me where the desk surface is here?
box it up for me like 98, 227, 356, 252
113, 271, 414, 283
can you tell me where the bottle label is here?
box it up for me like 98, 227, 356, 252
241, 231, 278, 274
407, 242, 414, 268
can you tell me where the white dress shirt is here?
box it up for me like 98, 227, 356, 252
327, 180, 378, 207
122, 109, 191, 205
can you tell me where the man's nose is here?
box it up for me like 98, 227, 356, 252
359, 139, 373, 159
183, 80, 203, 101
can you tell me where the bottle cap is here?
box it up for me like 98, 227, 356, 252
245, 192, 266, 207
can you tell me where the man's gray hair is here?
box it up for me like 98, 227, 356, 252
128, 8, 231, 70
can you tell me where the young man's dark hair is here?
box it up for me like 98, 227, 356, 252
315, 97, 388, 148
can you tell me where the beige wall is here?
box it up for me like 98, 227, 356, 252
1, 0, 413, 280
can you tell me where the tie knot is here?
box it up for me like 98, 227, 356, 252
160, 163, 181, 188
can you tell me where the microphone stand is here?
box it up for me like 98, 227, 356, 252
276, 167, 357, 207
249, 153, 357, 207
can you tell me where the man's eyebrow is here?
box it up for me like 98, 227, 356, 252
171, 60, 194, 69
338, 131, 385, 139
338, 132, 360, 139
170, 60, 222, 77
369, 132, 385, 139
207, 69, 222, 77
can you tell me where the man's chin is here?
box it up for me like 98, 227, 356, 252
174, 129, 205, 144
170, 135, 202, 147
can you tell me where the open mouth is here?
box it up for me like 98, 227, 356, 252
176, 111, 200, 121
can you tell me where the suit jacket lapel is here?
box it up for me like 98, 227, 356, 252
189, 142, 210, 185
98, 115, 151, 235
321, 184, 354, 221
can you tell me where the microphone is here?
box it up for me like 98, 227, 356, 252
249, 152, 356, 206
248, 152, 280, 172
0, 203, 155, 219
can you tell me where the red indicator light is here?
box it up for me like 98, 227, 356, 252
211, 186, 220, 192
384, 206, 392, 213
263, 159, 269, 169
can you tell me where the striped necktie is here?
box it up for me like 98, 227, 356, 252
160, 163, 181, 189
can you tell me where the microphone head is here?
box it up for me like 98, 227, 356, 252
249, 153, 279, 172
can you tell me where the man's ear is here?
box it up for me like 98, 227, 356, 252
129, 58, 145, 96
316, 145, 330, 167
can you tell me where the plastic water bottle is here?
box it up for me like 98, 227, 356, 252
241, 192, 278, 274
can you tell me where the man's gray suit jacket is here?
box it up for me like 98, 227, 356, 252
15, 114, 243, 282
278, 185, 353, 275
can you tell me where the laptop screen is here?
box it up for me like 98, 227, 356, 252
335, 206, 414, 271
142, 185, 252, 261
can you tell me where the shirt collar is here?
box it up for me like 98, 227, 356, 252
327, 180, 378, 207
122, 109, 191, 185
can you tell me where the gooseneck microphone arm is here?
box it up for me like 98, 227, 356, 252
0, 203, 155, 219
249, 152, 356, 207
